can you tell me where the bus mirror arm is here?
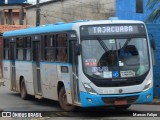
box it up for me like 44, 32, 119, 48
75, 44, 81, 55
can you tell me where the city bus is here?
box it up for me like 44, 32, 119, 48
2, 20, 155, 111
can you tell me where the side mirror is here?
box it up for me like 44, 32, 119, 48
75, 44, 81, 55
151, 39, 156, 50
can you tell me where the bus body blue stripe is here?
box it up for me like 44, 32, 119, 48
80, 88, 153, 107
40, 62, 72, 66
3, 60, 72, 66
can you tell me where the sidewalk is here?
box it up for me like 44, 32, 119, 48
151, 98, 160, 105
0, 79, 4, 112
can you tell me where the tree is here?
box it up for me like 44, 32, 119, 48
146, 0, 160, 23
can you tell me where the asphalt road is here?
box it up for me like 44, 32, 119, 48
0, 86, 160, 120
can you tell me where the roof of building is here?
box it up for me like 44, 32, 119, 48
0, 25, 28, 35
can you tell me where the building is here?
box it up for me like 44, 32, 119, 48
0, 1, 30, 78
116, 0, 160, 97
0, 3, 30, 25
25, 0, 116, 25
1, 9, 27, 25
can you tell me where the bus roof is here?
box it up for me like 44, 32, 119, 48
3, 20, 144, 37
3, 23, 74, 37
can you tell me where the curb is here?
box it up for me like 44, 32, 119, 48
0, 80, 4, 87
145, 99, 160, 105
0, 79, 4, 86
151, 99, 160, 105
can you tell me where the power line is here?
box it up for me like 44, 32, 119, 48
28, 0, 137, 25
30, 0, 137, 14
39, 0, 136, 14
62, 0, 132, 13
36, 0, 40, 26
40, 9, 99, 19
40, 13, 69, 22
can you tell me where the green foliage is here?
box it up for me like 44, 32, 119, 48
146, 0, 160, 9
146, 0, 160, 22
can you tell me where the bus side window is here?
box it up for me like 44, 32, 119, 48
56, 33, 68, 62
24, 37, 31, 61
3, 39, 9, 60
44, 35, 55, 61
16, 37, 24, 60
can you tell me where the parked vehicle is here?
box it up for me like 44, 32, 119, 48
2, 19, 155, 111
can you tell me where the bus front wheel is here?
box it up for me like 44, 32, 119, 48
20, 79, 28, 100
58, 87, 75, 111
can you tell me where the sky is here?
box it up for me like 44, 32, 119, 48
27, 0, 51, 4
3, 0, 51, 4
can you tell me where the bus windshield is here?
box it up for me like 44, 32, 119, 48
81, 38, 149, 79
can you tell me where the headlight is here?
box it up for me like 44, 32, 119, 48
143, 79, 152, 91
82, 82, 97, 95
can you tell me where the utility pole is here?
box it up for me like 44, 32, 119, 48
8, 9, 13, 25
0, 11, 5, 25
19, 5, 24, 25
36, 0, 40, 26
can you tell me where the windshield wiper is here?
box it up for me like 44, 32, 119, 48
97, 37, 115, 67
97, 37, 109, 52
119, 39, 131, 50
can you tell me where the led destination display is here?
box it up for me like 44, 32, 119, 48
80, 24, 146, 36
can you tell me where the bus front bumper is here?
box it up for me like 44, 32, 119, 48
80, 88, 153, 107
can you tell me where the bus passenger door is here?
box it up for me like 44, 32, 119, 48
10, 41, 16, 91
32, 41, 42, 96
70, 41, 80, 103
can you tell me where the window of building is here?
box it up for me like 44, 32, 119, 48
136, 0, 143, 13
3, 39, 9, 59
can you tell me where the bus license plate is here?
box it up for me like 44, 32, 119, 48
114, 100, 127, 105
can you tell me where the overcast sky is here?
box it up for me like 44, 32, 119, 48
4, 0, 51, 4
27, 0, 51, 4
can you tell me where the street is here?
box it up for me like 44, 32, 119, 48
0, 86, 160, 120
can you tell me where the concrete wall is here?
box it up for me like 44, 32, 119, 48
26, 0, 116, 25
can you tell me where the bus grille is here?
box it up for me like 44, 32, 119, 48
102, 95, 139, 105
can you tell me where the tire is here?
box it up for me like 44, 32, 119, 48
115, 105, 131, 110
20, 79, 28, 100
58, 87, 76, 111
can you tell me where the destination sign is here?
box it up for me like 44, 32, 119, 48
80, 24, 145, 36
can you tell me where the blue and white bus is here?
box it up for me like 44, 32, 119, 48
2, 20, 155, 111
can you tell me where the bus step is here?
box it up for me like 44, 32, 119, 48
35, 94, 43, 99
